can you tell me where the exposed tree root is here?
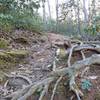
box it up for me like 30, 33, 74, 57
63, 44, 100, 56
67, 45, 78, 67
2, 42, 100, 100
5, 74, 32, 85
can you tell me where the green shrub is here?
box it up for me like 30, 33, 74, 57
0, 0, 43, 32
0, 14, 14, 32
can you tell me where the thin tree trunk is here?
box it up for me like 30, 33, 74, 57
92, 0, 96, 18
83, 0, 88, 26
77, 0, 81, 35
42, 0, 46, 30
47, 0, 51, 20
92, 0, 96, 34
47, 0, 52, 31
55, 0, 59, 32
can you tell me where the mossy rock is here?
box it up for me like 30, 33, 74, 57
0, 38, 9, 49
6, 50, 28, 58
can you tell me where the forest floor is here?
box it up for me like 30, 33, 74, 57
0, 30, 100, 100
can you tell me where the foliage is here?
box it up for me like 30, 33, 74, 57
0, 0, 99, 36
0, 0, 43, 32
45, 18, 78, 36
83, 15, 100, 35
12, 11, 43, 32
0, 14, 14, 32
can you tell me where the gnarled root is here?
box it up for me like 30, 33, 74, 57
3, 42, 100, 100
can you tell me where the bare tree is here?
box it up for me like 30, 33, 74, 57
47, 0, 52, 31
55, 0, 59, 32
42, 0, 46, 27
83, 0, 88, 26
77, 0, 81, 35
47, 0, 51, 20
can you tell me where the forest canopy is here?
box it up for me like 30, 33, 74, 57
0, 0, 99, 35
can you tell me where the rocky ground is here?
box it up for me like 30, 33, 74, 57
0, 30, 100, 100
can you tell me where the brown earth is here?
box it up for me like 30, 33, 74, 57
0, 30, 100, 100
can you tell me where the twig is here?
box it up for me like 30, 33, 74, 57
4, 80, 9, 88
80, 51, 85, 60
81, 67, 89, 77
52, 58, 56, 71
50, 76, 63, 100
80, 42, 85, 60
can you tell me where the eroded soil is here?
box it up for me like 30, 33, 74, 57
0, 30, 100, 100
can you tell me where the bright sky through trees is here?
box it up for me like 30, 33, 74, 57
39, 0, 100, 19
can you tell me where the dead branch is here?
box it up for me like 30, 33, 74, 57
80, 42, 86, 60
80, 51, 85, 60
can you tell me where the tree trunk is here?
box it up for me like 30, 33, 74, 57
55, 0, 59, 32
83, 0, 88, 26
47, 0, 52, 31
42, 0, 46, 30
77, 0, 81, 35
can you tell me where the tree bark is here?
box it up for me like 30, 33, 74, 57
77, 0, 81, 35
47, 0, 52, 31
83, 0, 88, 26
55, 0, 59, 32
